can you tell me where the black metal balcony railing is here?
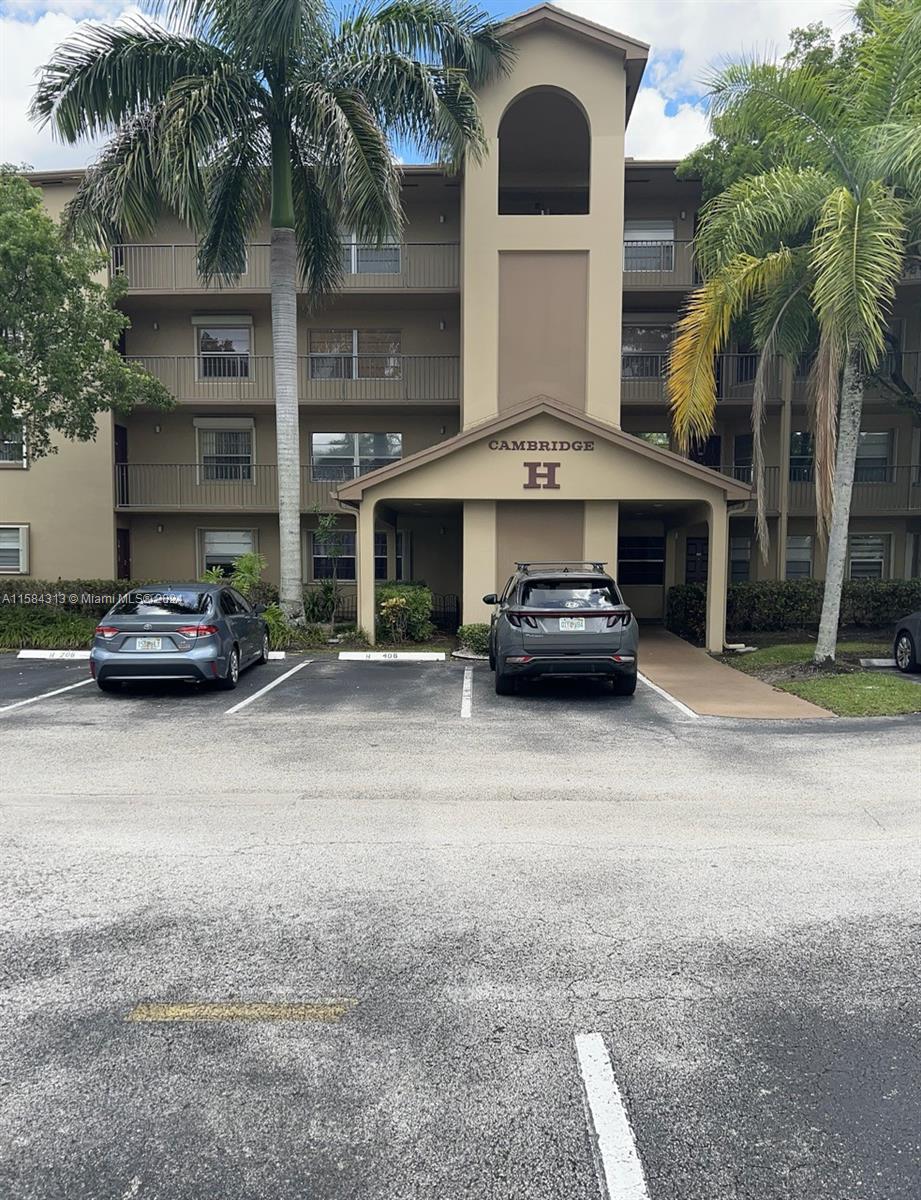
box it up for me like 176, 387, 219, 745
622, 240, 695, 288
111, 242, 460, 290
124, 355, 460, 404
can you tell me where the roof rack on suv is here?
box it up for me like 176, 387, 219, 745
514, 561, 607, 573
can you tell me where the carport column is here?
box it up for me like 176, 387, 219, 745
583, 501, 619, 573
356, 501, 377, 645
462, 501, 497, 624
705, 500, 729, 653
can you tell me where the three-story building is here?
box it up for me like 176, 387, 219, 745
4, 4, 919, 651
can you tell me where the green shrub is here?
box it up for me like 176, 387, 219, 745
457, 623, 490, 655
375, 583, 434, 642
303, 580, 340, 623
0, 607, 97, 649
666, 579, 921, 644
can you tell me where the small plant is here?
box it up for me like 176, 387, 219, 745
230, 551, 268, 598
200, 566, 226, 584
375, 583, 435, 642
379, 595, 410, 642
457, 623, 490, 655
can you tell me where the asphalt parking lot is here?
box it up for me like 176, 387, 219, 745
1, 651, 919, 1200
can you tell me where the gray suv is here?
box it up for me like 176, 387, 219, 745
90, 583, 269, 692
484, 562, 638, 695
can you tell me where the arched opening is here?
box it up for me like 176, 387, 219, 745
498, 89, 590, 215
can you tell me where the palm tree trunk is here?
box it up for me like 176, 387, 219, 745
814, 348, 863, 664
270, 125, 305, 622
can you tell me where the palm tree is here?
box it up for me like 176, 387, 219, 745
31, 0, 511, 621
667, 0, 921, 663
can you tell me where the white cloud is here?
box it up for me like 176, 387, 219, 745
558, 0, 855, 159
0, 6, 142, 170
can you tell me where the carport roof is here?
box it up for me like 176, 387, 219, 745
334, 397, 753, 503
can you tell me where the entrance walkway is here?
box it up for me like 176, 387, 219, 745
639, 627, 833, 719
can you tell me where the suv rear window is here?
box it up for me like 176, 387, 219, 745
111, 589, 212, 616
520, 578, 621, 608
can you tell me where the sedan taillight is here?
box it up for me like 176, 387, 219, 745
606, 611, 633, 628
95, 625, 119, 638
175, 624, 220, 638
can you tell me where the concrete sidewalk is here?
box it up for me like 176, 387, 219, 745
639, 627, 832, 719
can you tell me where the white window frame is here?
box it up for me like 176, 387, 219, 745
854, 429, 894, 483
0, 423, 27, 468
308, 432, 402, 483
191, 314, 253, 383
193, 417, 256, 486
307, 329, 402, 382
197, 527, 257, 576
847, 533, 891, 581
310, 527, 357, 582
623, 220, 676, 273
341, 231, 401, 276
0, 524, 29, 574
785, 534, 813, 580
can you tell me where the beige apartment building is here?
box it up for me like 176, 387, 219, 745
2, 3, 920, 651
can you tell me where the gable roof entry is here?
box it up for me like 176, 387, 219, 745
498, 3, 649, 120
335, 397, 752, 504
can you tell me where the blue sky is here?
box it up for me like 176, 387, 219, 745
0, 0, 853, 170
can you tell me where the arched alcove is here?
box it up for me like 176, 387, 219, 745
498, 88, 590, 215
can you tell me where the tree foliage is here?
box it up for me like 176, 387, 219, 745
0, 167, 171, 459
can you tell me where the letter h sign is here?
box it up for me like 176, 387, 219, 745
523, 461, 561, 490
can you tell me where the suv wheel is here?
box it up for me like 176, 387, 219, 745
612, 671, 637, 696
895, 630, 918, 673
494, 663, 517, 695
217, 647, 240, 690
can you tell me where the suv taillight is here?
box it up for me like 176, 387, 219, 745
507, 612, 538, 629
175, 624, 220, 638
95, 625, 118, 638
606, 611, 632, 628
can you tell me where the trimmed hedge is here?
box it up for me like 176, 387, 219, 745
667, 579, 921, 644
457, 623, 490, 655
375, 582, 435, 642
0, 608, 97, 649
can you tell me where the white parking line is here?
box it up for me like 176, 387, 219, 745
0, 677, 95, 716
225, 660, 312, 715
637, 671, 698, 719
575, 1032, 650, 1200
461, 666, 473, 719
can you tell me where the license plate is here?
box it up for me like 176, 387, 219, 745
559, 617, 585, 631
136, 637, 162, 652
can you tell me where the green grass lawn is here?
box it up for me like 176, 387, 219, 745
778, 671, 921, 717
723, 640, 889, 674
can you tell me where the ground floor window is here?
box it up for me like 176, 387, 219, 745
785, 535, 812, 579
312, 530, 356, 581
309, 432, 402, 482
847, 533, 889, 580
730, 535, 751, 582
0, 525, 28, 573
201, 529, 255, 575
618, 536, 665, 585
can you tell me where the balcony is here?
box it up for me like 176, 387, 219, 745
793, 351, 921, 403
124, 355, 460, 405
110, 242, 460, 292
621, 353, 782, 404
622, 240, 695, 289
113, 463, 369, 512
725, 465, 780, 512
787, 465, 920, 514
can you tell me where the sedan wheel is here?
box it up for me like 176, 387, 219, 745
258, 632, 270, 664
894, 631, 918, 673
217, 647, 240, 690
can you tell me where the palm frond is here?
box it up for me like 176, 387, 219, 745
290, 144, 346, 300
197, 128, 270, 281
695, 166, 833, 278
30, 16, 232, 142
863, 120, 921, 195
667, 248, 795, 452
810, 181, 906, 368
850, 0, 921, 125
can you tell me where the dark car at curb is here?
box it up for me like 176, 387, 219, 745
484, 561, 639, 695
893, 611, 921, 673
90, 583, 269, 692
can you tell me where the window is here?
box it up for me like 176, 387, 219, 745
733, 433, 753, 483
374, 531, 388, 581
395, 531, 409, 582
308, 330, 401, 380
193, 319, 251, 379
848, 534, 889, 580
114, 589, 211, 616
789, 432, 814, 482
341, 232, 401, 275
520, 578, 622, 607
0, 525, 28, 573
618, 536, 665, 585
622, 325, 671, 378
786, 535, 812, 579
196, 419, 254, 482
730, 536, 751, 583
309, 432, 402, 482
201, 529, 254, 575
855, 431, 892, 483
624, 220, 675, 272
312, 529, 356, 581
0, 425, 25, 466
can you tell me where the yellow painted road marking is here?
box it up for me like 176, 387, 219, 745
126, 1000, 355, 1023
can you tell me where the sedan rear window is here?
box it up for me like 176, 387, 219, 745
520, 579, 621, 608
111, 589, 212, 616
